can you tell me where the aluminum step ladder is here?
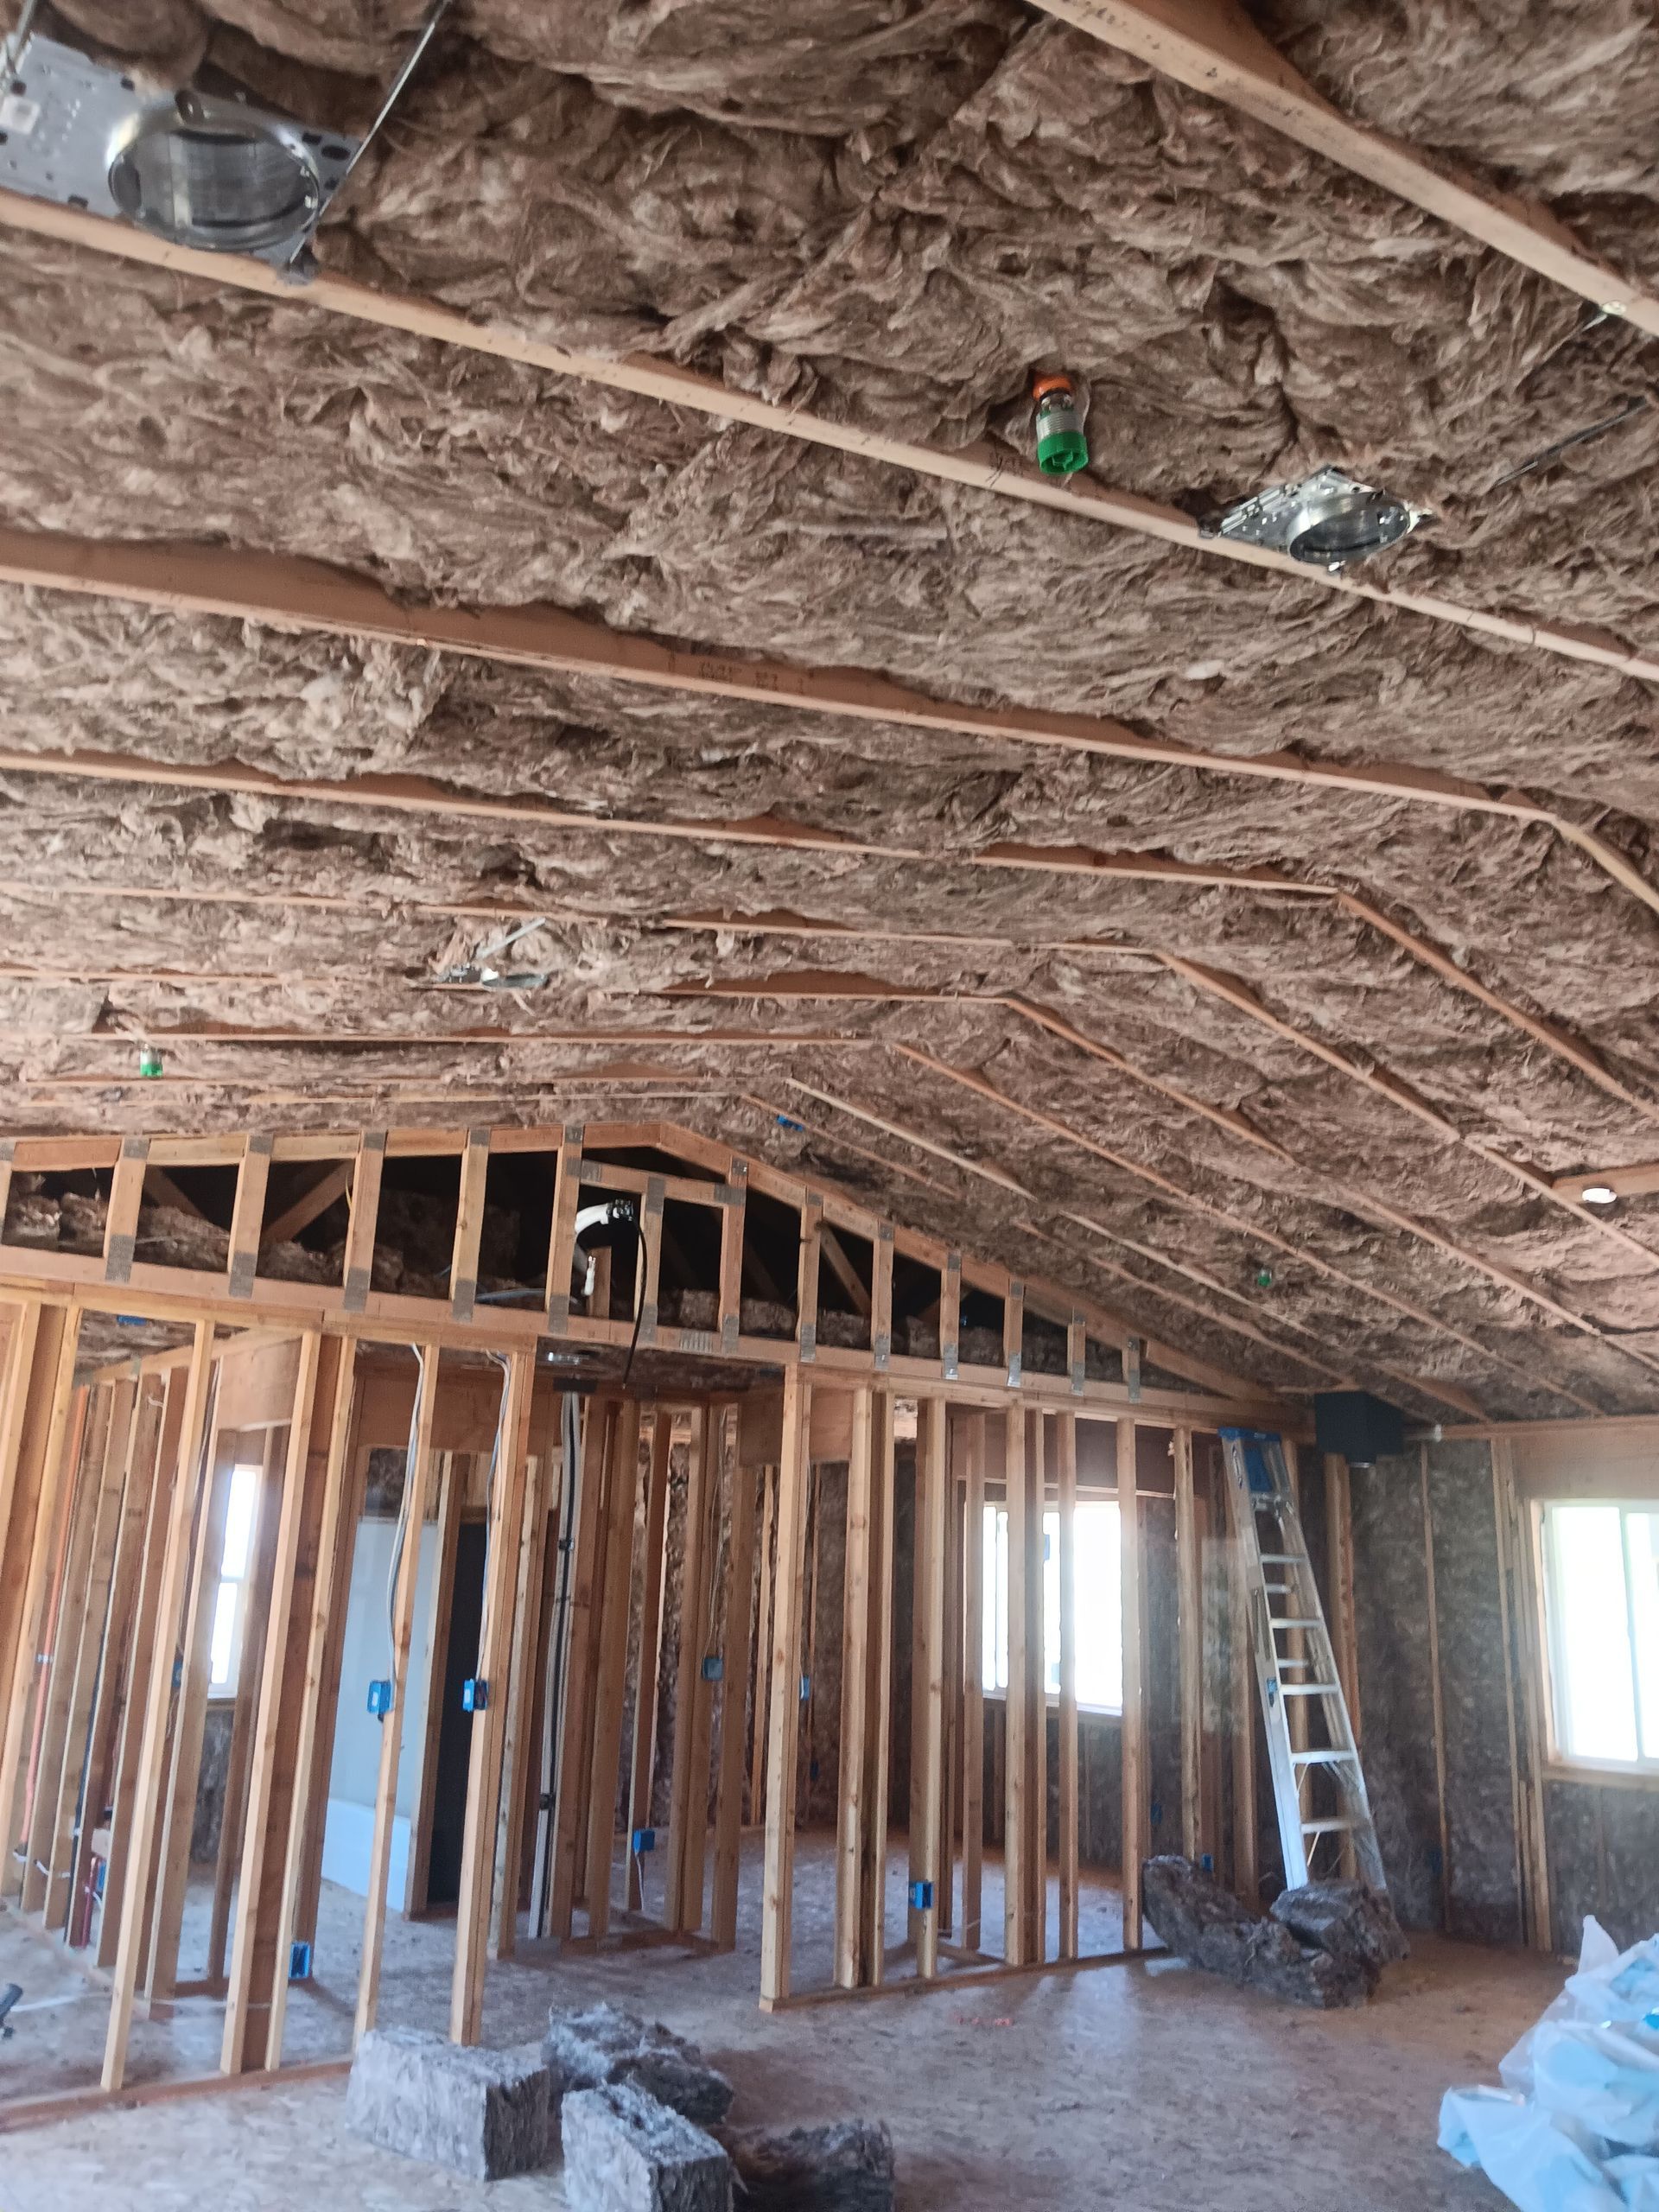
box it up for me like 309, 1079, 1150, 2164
1219, 1427, 1386, 1891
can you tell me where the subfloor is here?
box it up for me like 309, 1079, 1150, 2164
0, 1832, 1561, 2209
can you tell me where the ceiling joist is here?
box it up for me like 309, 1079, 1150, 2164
1033, 0, 1659, 338
3, 188, 1656, 697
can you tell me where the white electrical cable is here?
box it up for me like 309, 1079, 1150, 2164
384, 1344, 428, 1666
0, 0, 40, 79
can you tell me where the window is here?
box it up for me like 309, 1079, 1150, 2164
982, 1502, 1122, 1712
208, 1460, 263, 1694
1541, 1501, 1659, 1770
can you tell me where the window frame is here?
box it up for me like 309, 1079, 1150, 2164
1537, 1494, 1659, 1780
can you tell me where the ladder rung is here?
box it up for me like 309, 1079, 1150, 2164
1292, 1748, 1358, 1765
1271, 1618, 1322, 1630
1301, 1818, 1358, 1835
1281, 1682, 1340, 1696
1259, 1553, 1306, 1565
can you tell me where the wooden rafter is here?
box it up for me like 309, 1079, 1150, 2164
784, 1071, 1541, 1422
1551, 1160, 1659, 1201
3, 193, 1657, 694
13, 876, 1656, 1138
655, 973, 1659, 1381
1030, 0, 1659, 340
887, 1048, 1616, 1414
1, 527, 1656, 924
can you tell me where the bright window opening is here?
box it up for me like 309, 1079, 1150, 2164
1542, 1501, 1659, 1769
982, 1501, 1122, 1713
208, 1459, 263, 1694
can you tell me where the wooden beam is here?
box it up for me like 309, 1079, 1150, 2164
940, 1253, 962, 1382
67, 1375, 164, 1944
914, 1395, 948, 1980
218, 1332, 328, 2070
759, 1369, 810, 2008
1154, 956, 1659, 1376
1173, 1426, 1204, 1863
1029, 0, 1659, 341
1118, 1417, 1148, 1953
449, 1128, 491, 1324
1492, 1437, 1553, 1952
259, 1160, 353, 1251
207, 1425, 283, 1983
19, 527, 1624, 862
495, 1433, 556, 1954
895, 1049, 1571, 1416
37, 1378, 136, 1929
404, 1452, 460, 1919
353, 1343, 441, 2045
711, 1425, 760, 1951
1056, 1413, 1080, 1961
817, 1226, 872, 1319
546, 1396, 612, 1940
102, 1320, 213, 2093
15, 1381, 107, 1913
103, 1137, 149, 1287
95, 1367, 185, 1970
766, 974, 1637, 1402
860, 1395, 896, 1987
626, 1411, 672, 1913
340, 1132, 385, 1314
450, 1348, 536, 2041
1224, 1444, 1259, 1907
796, 1195, 822, 1363
870, 1224, 894, 1373
7, 202, 1659, 702
1323, 1453, 1360, 1747
960, 1413, 985, 1953
581, 1398, 641, 1945
668, 1406, 719, 1936
717, 1167, 747, 1356
1420, 1442, 1452, 1931
226, 1135, 270, 1299
0, 1309, 82, 1891
834, 1386, 875, 1989
144, 1424, 238, 2003
749, 1463, 777, 1821
263, 1338, 359, 2066
1002, 1404, 1033, 1967
545, 1128, 584, 1335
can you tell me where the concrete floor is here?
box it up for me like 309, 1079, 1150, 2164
0, 1832, 1559, 2209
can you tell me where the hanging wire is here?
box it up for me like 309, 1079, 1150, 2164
532, 1387, 583, 1936
384, 1344, 428, 1666
0, 0, 40, 79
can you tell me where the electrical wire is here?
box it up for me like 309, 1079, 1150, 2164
384, 1344, 427, 1669
1, 0, 40, 79
532, 1386, 582, 1936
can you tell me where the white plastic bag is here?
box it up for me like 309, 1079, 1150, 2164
1440, 1920, 1659, 2212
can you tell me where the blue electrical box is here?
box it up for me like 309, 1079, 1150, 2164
908, 1880, 934, 1912
366, 1678, 392, 1717
289, 1940, 312, 1982
799, 1674, 811, 1702
631, 1827, 657, 1854
462, 1677, 488, 1712
700, 1654, 724, 1682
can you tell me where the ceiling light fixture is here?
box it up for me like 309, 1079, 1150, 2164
1202, 466, 1431, 573
0, 2, 448, 276
1581, 1183, 1618, 1205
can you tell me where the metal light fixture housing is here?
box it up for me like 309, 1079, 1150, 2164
1202, 465, 1430, 573
0, 35, 355, 268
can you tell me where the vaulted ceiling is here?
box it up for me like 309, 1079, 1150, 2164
3, 0, 1658, 1423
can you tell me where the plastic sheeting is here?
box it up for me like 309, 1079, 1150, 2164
1440, 1919, 1659, 2210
